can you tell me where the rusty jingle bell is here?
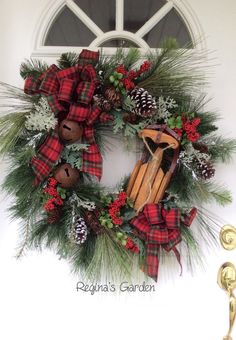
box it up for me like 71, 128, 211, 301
54, 163, 80, 188
59, 119, 83, 144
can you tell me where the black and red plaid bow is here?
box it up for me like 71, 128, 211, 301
131, 203, 197, 281
24, 49, 102, 185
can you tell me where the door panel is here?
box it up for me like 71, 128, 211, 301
0, 1, 235, 340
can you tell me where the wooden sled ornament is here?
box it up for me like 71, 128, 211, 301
127, 128, 180, 211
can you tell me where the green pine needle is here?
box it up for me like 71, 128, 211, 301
204, 135, 236, 163
0, 82, 36, 112
122, 47, 141, 68
138, 38, 208, 101
97, 48, 141, 82
20, 59, 48, 80
169, 165, 232, 206
57, 52, 79, 69
79, 231, 134, 283
0, 112, 27, 155
197, 112, 219, 136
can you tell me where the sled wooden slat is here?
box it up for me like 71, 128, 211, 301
129, 163, 148, 203
148, 168, 165, 204
134, 149, 163, 211
126, 160, 142, 196
154, 171, 172, 203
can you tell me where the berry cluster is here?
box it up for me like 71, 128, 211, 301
169, 114, 201, 143
125, 237, 140, 253
43, 177, 64, 212
109, 61, 151, 93
116, 231, 140, 254
108, 191, 127, 225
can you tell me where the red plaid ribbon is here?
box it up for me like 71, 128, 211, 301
132, 204, 197, 281
24, 50, 102, 184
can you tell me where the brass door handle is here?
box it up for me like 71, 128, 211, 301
218, 262, 236, 340
220, 225, 236, 251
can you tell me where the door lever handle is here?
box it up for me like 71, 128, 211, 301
220, 225, 236, 251
218, 262, 236, 340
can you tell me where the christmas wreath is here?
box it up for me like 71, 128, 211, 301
1, 40, 235, 282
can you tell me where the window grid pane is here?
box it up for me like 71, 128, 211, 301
44, 0, 193, 48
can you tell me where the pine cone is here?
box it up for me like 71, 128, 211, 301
70, 217, 88, 245
83, 210, 103, 234
193, 143, 209, 154
122, 112, 137, 124
129, 87, 157, 117
47, 208, 61, 224
196, 160, 215, 180
93, 94, 112, 111
104, 86, 122, 108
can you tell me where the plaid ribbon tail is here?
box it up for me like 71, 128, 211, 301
82, 143, 103, 180
145, 244, 160, 282
31, 130, 64, 185
183, 207, 197, 226
172, 247, 182, 276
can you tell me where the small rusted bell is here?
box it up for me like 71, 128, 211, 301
54, 163, 80, 188
59, 119, 83, 144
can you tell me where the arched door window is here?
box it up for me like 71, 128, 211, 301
33, 0, 200, 57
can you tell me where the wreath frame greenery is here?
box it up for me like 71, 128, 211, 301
1, 39, 235, 282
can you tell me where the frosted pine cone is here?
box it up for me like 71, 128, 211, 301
196, 160, 215, 180
129, 87, 157, 117
70, 217, 88, 245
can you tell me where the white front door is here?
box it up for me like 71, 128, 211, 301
0, 1, 235, 340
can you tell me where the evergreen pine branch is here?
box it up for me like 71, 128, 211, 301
169, 165, 232, 206
71, 232, 97, 269
0, 82, 36, 113
192, 180, 232, 206
203, 135, 236, 163
0, 112, 27, 155
3, 162, 41, 220
196, 208, 220, 248
96, 49, 124, 80
179, 226, 204, 273
94, 122, 119, 155
138, 38, 209, 101
197, 111, 219, 136
122, 48, 141, 68
136, 38, 180, 83
15, 220, 31, 259
180, 225, 199, 251
208, 184, 232, 206
176, 94, 212, 113
79, 230, 134, 283
29, 204, 74, 255
73, 182, 104, 208
20, 59, 48, 80
97, 48, 140, 81
57, 52, 79, 69
2, 133, 41, 223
